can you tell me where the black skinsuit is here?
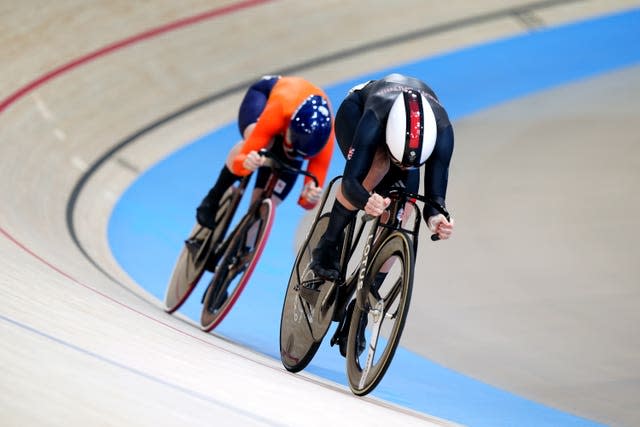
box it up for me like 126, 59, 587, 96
334, 73, 454, 219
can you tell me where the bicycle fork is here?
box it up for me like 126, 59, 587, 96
360, 299, 385, 389
355, 217, 379, 309
355, 218, 397, 386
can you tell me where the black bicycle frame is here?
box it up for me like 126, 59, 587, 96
333, 186, 450, 315
214, 149, 317, 262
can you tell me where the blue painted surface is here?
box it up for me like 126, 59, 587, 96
109, 9, 639, 427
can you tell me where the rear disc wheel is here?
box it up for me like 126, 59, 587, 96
200, 199, 274, 331
164, 186, 237, 313
279, 213, 338, 372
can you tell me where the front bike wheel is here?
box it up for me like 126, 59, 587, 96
164, 186, 238, 313
346, 231, 414, 396
200, 198, 274, 331
279, 213, 337, 372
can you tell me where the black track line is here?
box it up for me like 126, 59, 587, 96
65, 0, 582, 296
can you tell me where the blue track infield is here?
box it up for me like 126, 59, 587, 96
109, 9, 639, 427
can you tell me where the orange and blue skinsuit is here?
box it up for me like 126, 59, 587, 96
230, 75, 335, 209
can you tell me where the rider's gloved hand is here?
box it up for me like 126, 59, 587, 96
427, 214, 455, 240
364, 193, 390, 217
242, 150, 266, 171
298, 181, 322, 210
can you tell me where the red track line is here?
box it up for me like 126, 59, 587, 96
0, 227, 238, 354
0, 0, 273, 114
0, 1, 398, 409
0, 0, 272, 350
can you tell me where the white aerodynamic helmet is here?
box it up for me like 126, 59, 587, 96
385, 89, 437, 169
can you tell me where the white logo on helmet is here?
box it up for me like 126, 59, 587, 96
318, 105, 329, 116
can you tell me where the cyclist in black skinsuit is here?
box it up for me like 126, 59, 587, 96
310, 73, 455, 280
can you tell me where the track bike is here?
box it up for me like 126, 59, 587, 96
164, 149, 317, 332
279, 176, 449, 395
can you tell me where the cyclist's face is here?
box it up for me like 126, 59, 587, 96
283, 130, 295, 156
282, 129, 303, 160
284, 129, 292, 147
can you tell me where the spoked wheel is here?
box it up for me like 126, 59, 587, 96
164, 186, 239, 313
346, 231, 414, 396
279, 213, 339, 372
200, 199, 274, 331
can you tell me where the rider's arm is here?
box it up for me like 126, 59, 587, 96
422, 124, 454, 219
298, 128, 335, 209
230, 100, 284, 176
341, 109, 381, 209
304, 127, 334, 188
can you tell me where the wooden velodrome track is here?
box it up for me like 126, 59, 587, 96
1, 1, 638, 426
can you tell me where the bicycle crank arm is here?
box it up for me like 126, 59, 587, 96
299, 281, 322, 306
319, 282, 337, 315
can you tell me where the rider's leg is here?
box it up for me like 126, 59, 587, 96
309, 200, 354, 280
311, 146, 390, 280
196, 139, 247, 229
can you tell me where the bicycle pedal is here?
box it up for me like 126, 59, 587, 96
329, 329, 341, 347
319, 282, 337, 315
329, 325, 349, 358
209, 290, 228, 313
301, 278, 324, 290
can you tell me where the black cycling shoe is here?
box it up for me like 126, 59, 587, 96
213, 289, 228, 311
309, 237, 340, 281
196, 202, 218, 229
205, 288, 228, 313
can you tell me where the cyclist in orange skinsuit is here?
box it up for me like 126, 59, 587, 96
196, 75, 335, 227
